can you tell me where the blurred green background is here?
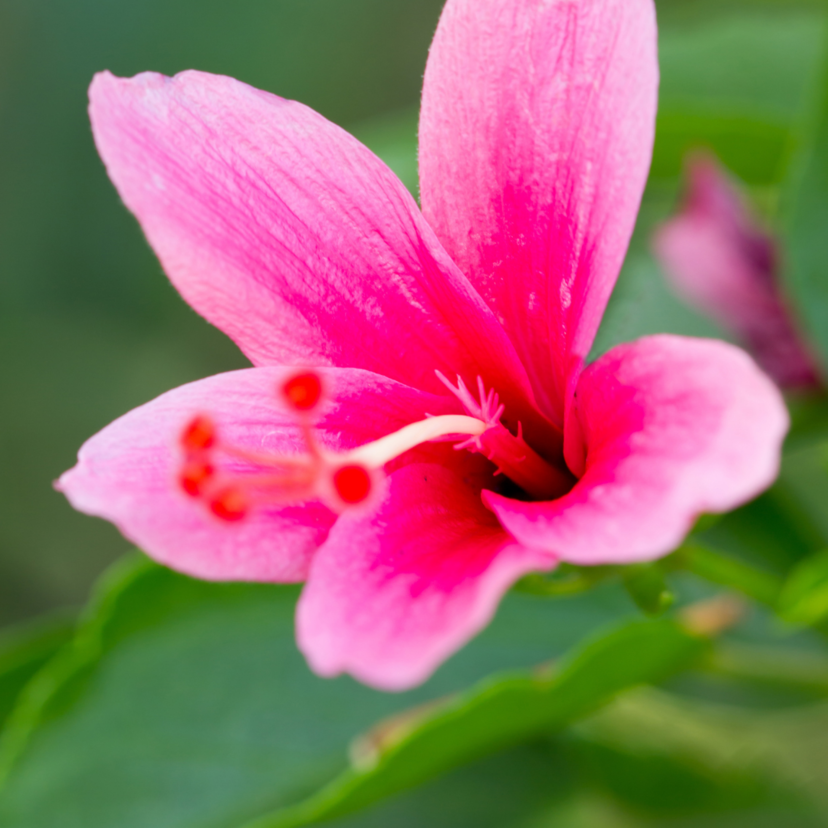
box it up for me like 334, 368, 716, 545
1, 0, 826, 626
0, 0, 448, 623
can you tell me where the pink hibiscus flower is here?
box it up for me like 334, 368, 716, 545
59, 0, 787, 690
653, 152, 821, 390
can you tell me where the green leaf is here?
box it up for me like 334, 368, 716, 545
674, 542, 783, 607
244, 619, 708, 827
326, 694, 825, 828
784, 35, 828, 375
0, 616, 73, 733
319, 744, 579, 828
570, 687, 827, 824
704, 641, 828, 695
779, 549, 828, 625
0, 555, 639, 828
295, 685, 828, 828
514, 564, 615, 598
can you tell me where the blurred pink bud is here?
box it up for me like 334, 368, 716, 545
653, 153, 821, 390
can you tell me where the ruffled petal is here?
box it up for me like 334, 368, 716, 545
419, 0, 658, 423
653, 154, 820, 389
58, 367, 458, 582
485, 335, 788, 564
297, 462, 554, 690
89, 70, 548, 434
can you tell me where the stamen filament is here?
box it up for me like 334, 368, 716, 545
345, 415, 487, 467
299, 419, 323, 461
221, 444, 312, 468
218, 469, 317, 491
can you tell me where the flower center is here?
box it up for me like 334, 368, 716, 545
178, 369, 574, 521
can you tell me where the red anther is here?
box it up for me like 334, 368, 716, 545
179, 459, 215, 497
282, 371, 323, 413
181, 415, 216, 452
333, 464, 372, 505
209, 487, 248, 522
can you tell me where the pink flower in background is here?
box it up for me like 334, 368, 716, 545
653, 152, 821, 389
59, 0, 787, 690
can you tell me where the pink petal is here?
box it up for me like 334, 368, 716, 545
58, 367, 458, 582
297, 462, 554, 690
485, 335, 788, 565
89, 70, 548, 436
419, 0, 658, 423
653, 154, 820, 389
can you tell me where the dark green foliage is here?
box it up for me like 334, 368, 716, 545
0, 557, 706, 828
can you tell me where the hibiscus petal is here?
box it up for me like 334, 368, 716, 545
297, 462, 554, 690
88, 70, 546, 434
57, 367, 458, 582
419, 0, 658, 423
485, 335, 788, 565
653, 154, 820, 389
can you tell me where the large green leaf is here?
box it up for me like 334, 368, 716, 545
568, 687, 828, 825
0, 561, 811, 828
0, 556, 717, 828
328, 686, 827, 828
0, 617, 73, 732
0, 555, 641, 828
324, 744, 579, 828
248, 619, 707, 828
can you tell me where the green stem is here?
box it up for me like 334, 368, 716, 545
703, 641, 828, 694
514, 567, 615, 597
671, 542, 783, 607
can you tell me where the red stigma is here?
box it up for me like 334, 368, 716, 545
333, 464, 372, 505
174, 372, 383, 521
282, 371, 322, 413
179, 459, 215, 497
181, 415, 216, 452
209, 487, 248, 522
